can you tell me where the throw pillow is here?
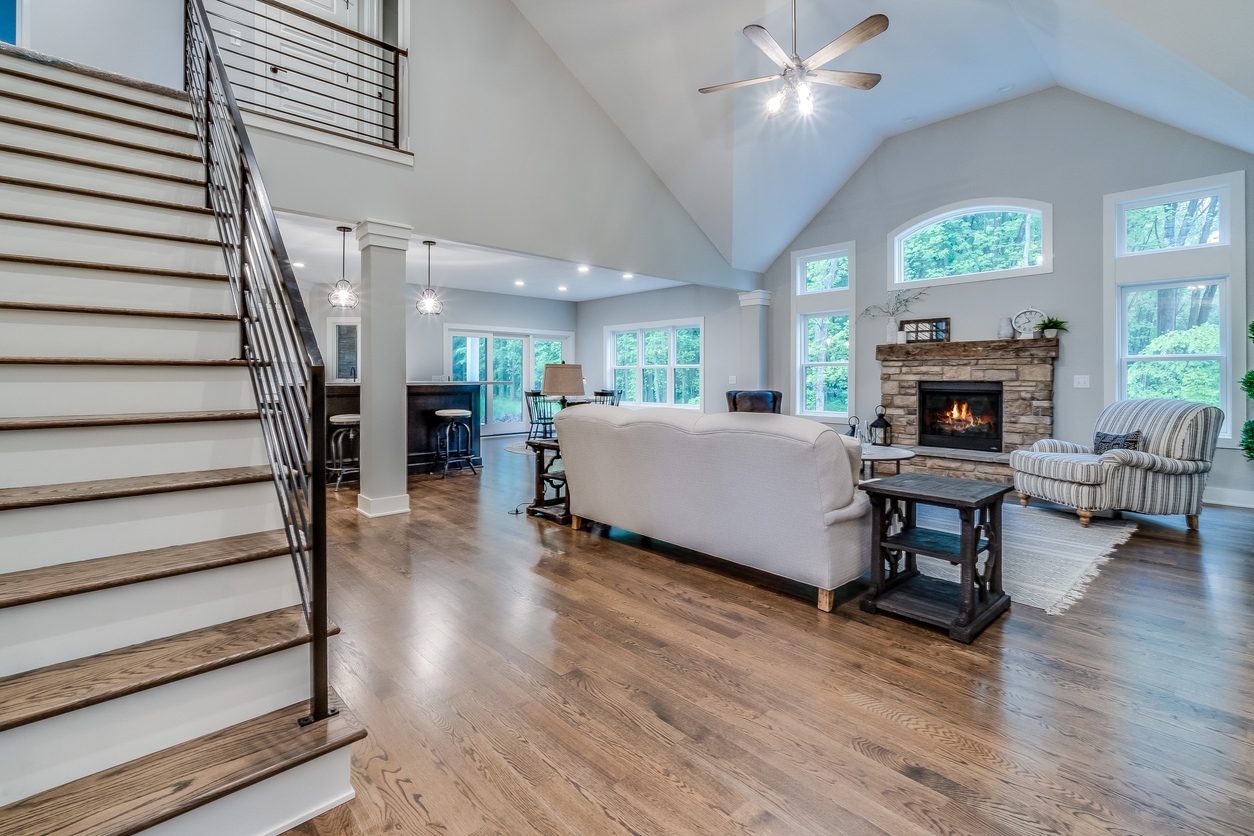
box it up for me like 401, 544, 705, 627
1093, 430, 1141, 455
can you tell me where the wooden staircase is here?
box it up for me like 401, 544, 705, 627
0, 45, 362, 836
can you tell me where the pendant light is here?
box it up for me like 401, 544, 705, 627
416, 240, 443, 315
327, 225, 359, 309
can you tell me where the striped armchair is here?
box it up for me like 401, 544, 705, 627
1010, 399, 1223, 529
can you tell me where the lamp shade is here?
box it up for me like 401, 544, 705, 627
541, 363, 584, 397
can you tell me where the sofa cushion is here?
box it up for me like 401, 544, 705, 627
1009, 450, 1107, 485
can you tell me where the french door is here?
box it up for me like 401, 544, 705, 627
448, 330, 570, 436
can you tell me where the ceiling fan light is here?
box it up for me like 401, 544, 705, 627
798, 95, 814, 116
766, 90, 785, 114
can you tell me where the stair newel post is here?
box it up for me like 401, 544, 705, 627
302, 363, 334, 726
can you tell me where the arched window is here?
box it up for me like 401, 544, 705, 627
891, 200, 1052, 287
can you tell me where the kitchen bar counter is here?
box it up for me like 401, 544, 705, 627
326, 382, 503, 476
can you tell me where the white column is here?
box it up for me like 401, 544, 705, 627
738, 290, 771, 390
355, 219, 412, 517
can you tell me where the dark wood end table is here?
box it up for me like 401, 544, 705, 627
858, 473, 1013, 643
525, 439, 570, 525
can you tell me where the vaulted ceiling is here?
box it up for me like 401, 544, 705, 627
510, 0, 1254, 274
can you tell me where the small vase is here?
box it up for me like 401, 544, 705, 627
886, 318, 898, 344
1044, 328, 1058, 338
997, 317, 1015, 340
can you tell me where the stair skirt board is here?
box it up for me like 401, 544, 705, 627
0, 555, 301, 676
1, 482, 283, 572
0, 645, 310, 806
0, 421, 269, 489
140, 746, 354, 836
0, 311, 239, 361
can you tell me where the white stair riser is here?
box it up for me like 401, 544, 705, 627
0, 262, 234, 316
0, 310, 240, 360
143, 747, 353, 836
0, 151, 206, 206
1, 119, 203, 179
0, 421, 268, 488
0, 363, 255, 417
0, 645, 310, 806
2, 73, 193, 132
0, 482, 282, 572
0, 223, 225, 274
0, 97, 199, 155
0, 185, 219, 238
0, 555, 301, 675
0, 53, 192, 113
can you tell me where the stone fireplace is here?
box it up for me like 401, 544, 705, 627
876, 338, 1059, 483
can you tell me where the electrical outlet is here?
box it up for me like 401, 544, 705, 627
728, 375, 736, 384
1073, 375, 1091, 389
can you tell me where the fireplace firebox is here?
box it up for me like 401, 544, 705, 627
917, 381, 1003, 452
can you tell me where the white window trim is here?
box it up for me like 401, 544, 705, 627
326, 317, 361, 383
793, 242, 855, 296
1103, 171, 1246, 445
603, 317, 705, 411
795, 309, 854, 422
888, 198, 1054, 289
1116, 184, 1230, 258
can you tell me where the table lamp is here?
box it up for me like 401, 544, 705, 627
542, 363, 584, 408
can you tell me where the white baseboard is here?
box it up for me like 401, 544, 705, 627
1203, 486, 1254, 509
357, 493, 410, 517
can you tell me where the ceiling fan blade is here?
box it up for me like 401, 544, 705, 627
698, 74, 783, 94
808, 69, 882, 91
802, 14, 888, 71
743, 24, 794, 69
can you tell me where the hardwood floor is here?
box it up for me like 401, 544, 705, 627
288, 437, 1254, 836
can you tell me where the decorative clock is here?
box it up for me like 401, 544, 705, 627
1012, 307, 1045, 338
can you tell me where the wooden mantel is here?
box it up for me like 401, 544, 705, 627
875, 337, 1059, 362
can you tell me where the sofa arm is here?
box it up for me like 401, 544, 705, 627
1099, 449, 1212, 475
1032, 439, 1092, 454
824, 492, 871, 527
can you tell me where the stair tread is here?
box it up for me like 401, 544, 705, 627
0, 88, 196, 139
0, 176, 215, 215
0, 213, 219, 246
0, 464, 273, 511
0, 529, 288, 610
0, 143, 206, 186
0, 63, 191, 119
0, 692, 363, 836
0, 301, 235, 321
0, 114, 201, 162
0, 410, 258, 431
0, 357, 246, 366
0, 253, 227, 281
0, 603, 332, 732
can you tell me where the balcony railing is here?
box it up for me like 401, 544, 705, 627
202, 0, 405, 149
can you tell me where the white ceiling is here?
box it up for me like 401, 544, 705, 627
276, 212, 684, 302
510, 0, 1254, 274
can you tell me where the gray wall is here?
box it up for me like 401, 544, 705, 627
27, 0, 183, 90
763, 86, 1254, 500
574, 285, 742, 413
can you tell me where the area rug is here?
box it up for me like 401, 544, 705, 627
503, 441, 531, 455
912, 503, 1137, 614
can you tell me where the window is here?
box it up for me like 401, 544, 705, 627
1104, 172, 1246, 443
1119, 279, 1225, 409
891, 199, 1053, 287
796, 246, 850, 294
799, 312, 850, 416
447, 327, 573, 435
327, 318, 360, 383
607, 321, 702, 408
1118, 189, 1227, 256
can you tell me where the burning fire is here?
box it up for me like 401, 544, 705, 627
933, 400, 995, 433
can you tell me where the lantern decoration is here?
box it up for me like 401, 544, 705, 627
869, 405, 893, 447
846, 415, 861, 438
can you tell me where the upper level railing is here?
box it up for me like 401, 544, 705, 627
202, 0, 405, 149
186, 0, 333, 724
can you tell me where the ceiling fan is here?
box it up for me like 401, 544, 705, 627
699, 1, 888, 116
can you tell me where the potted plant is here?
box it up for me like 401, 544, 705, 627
1243, 320, 1254, 462
1036, 316, 1068, 339
860, 289, 928, 344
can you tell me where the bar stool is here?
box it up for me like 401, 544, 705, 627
327, 413, 360, 491
434, 408, 477, 478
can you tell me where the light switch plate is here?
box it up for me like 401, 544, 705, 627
728, 375, 736, 384
1073, 375, 1091, 389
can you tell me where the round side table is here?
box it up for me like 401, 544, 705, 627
860, 445, 916, 480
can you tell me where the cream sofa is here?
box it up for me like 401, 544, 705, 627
553, 405, 871, 610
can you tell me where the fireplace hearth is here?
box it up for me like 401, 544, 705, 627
918, 381, 1003, 452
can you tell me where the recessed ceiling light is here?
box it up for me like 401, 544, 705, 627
998, 83, 1015, 93
623, 273, 634, 279
558, 286, 567, 291
577, 265, 590, 273
515, 280, 525, 286
292, 262, 305, 268
901, 117, 916, 124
